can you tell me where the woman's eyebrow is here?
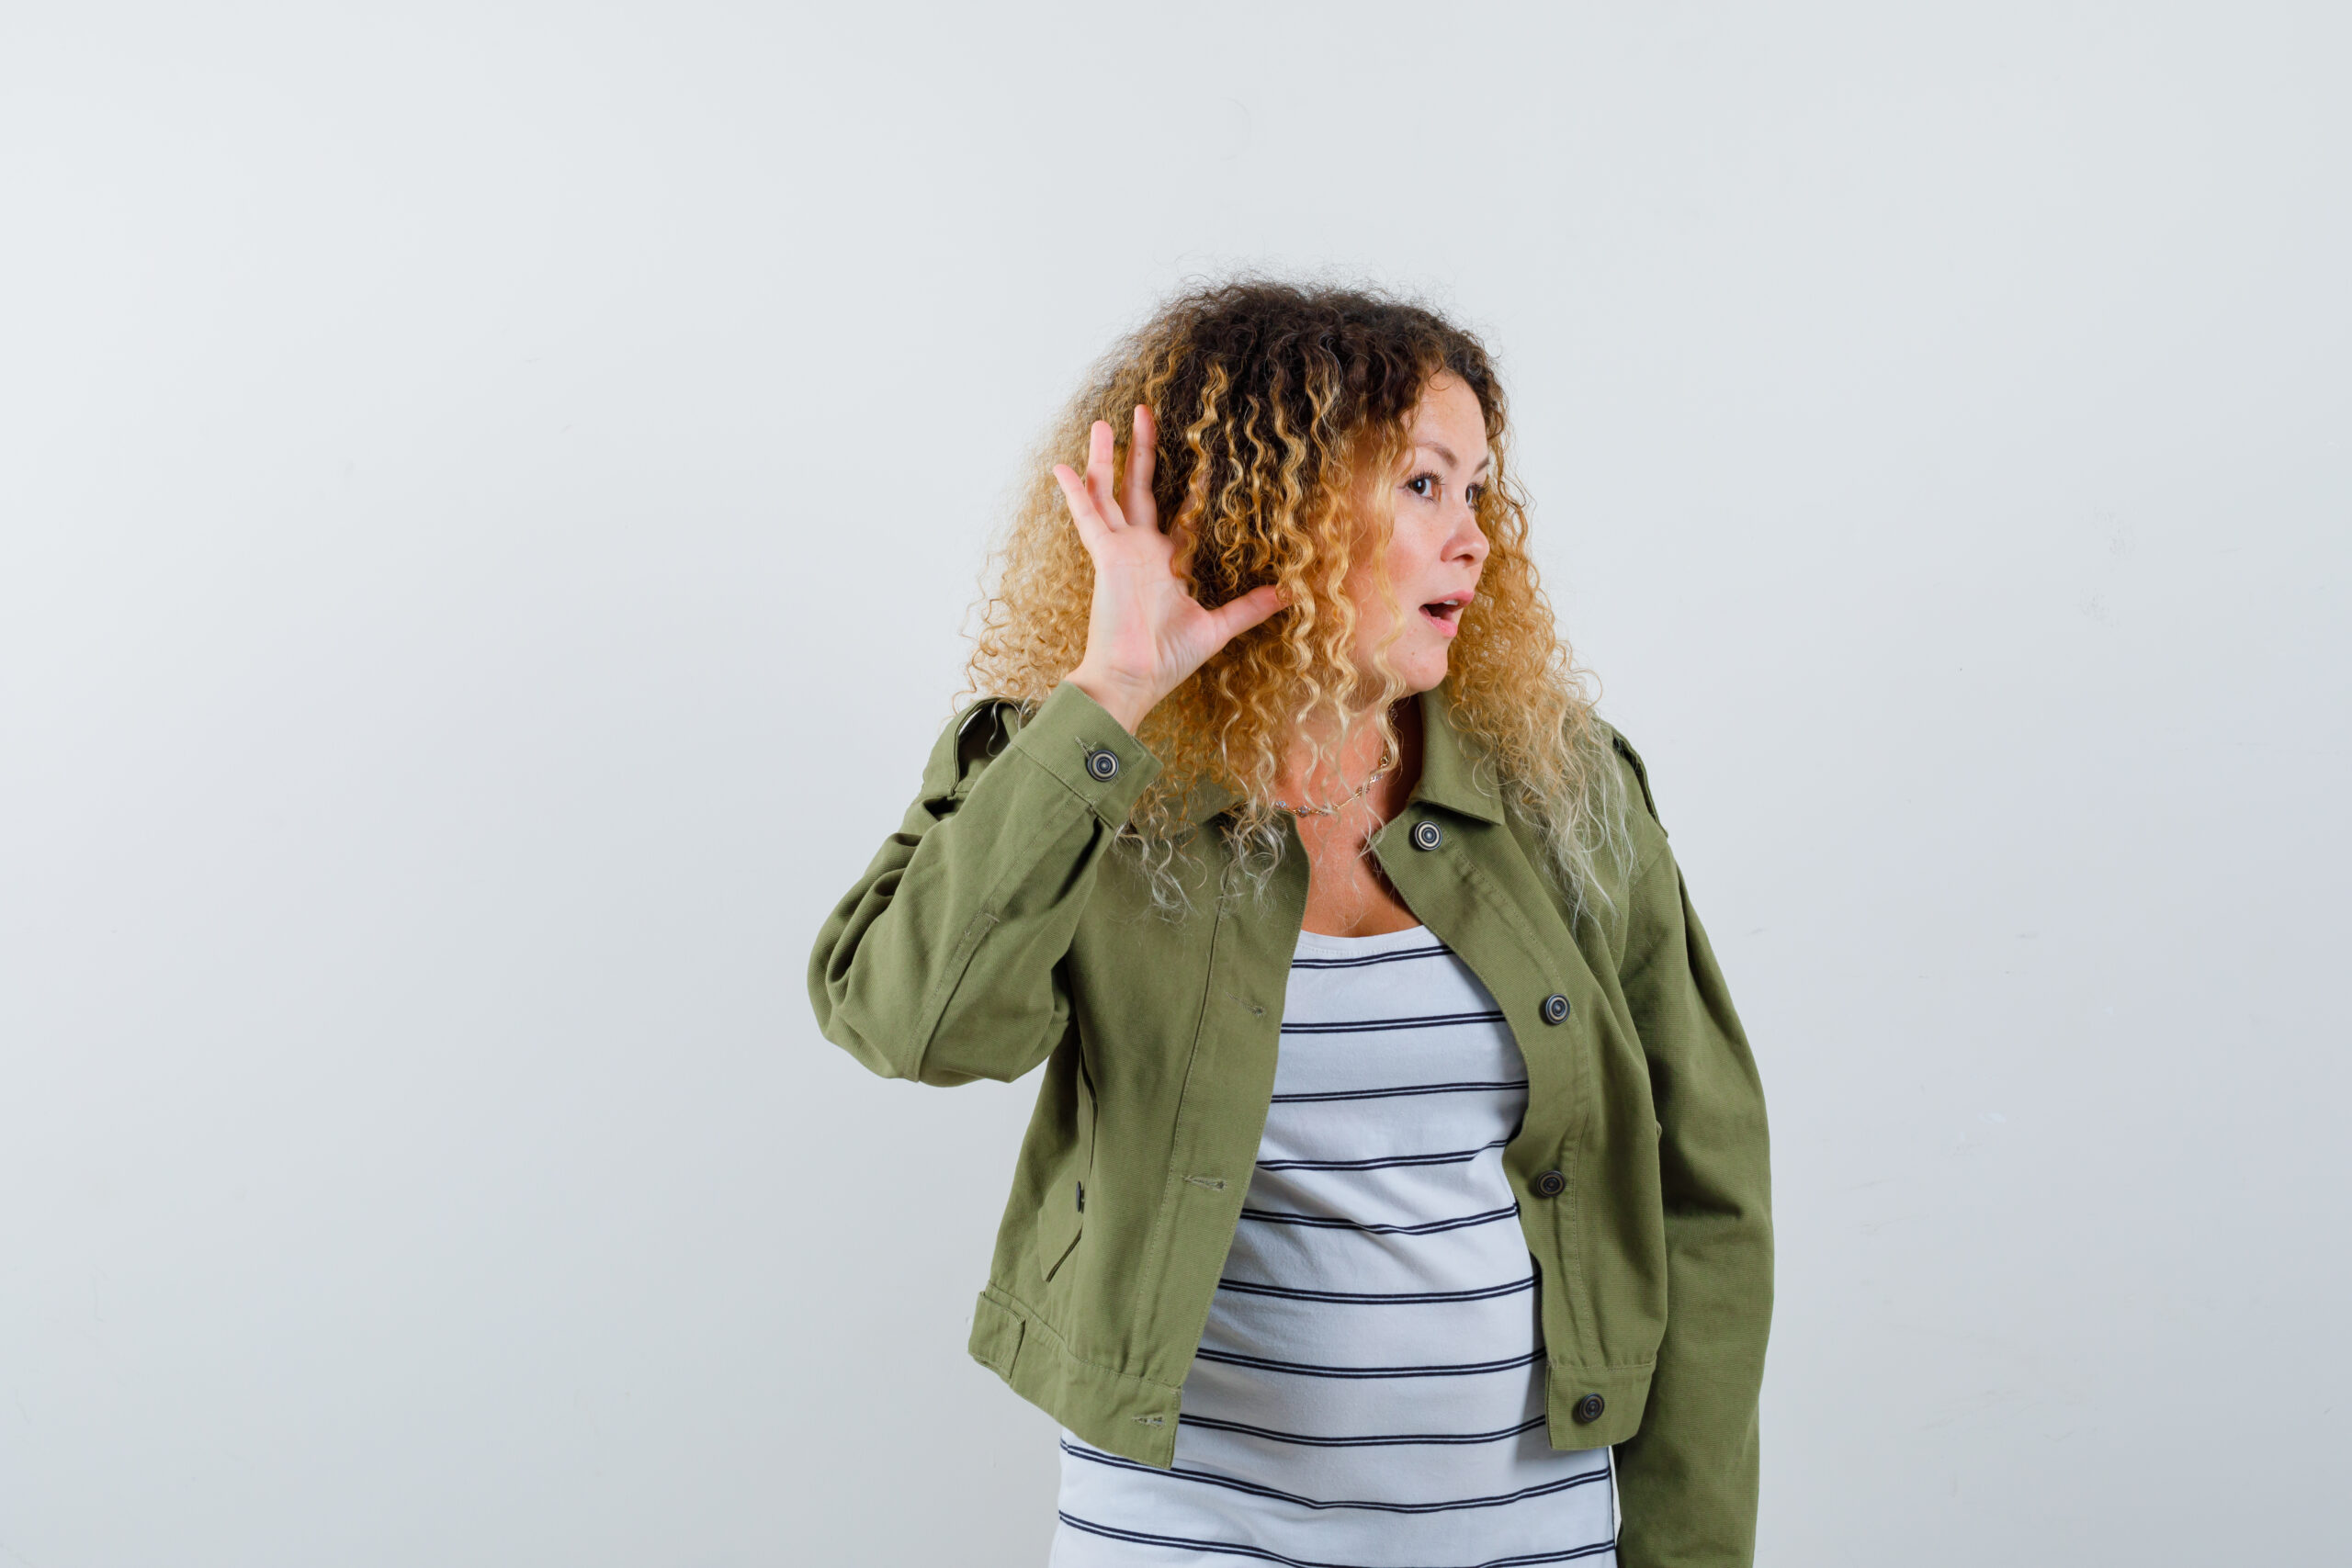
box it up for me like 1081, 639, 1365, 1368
1417, 440, 1492, 478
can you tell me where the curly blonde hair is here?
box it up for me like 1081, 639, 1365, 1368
967, 279, 1632, 924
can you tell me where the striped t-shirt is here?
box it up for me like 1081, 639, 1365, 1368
1051, 923, 1618, 1567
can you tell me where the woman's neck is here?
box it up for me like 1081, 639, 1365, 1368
1273, 694, 1426, 818
1287, 694, 1430, 937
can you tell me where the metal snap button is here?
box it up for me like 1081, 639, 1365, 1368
1076, 1180, 1085, 1212
1411, 820, 1442, 851
1573, 1392, 1606, 1424
1542, 993, 1570, 1024
1085, 749, 1120, 781
1532, 1169, 1566, 1198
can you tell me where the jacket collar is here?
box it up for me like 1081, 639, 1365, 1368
1176, 682, 1506, 828
1408, 682, 1509, 826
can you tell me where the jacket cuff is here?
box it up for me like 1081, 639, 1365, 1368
1008, 682, 1163, 826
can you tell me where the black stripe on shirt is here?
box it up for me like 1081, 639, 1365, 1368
1257, 1137, 1511, 1173
1215, 1273, 1537, 1306
1238, 1202, 1519, 1237
1288, 943, 1453, 970
1057, 1510, 1617, 1567
1270, 1079, 1527, 1104
1179, 1412, 1551, 1449
1190, 1346, 1546, 1380
1280, 1010, 1508, 1035
1060, 1438, 1612, 1516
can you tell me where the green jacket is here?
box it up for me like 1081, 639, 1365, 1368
808, 681, 1772, 1567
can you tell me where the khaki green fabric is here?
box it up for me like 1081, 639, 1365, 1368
808, 681, 1772, 1567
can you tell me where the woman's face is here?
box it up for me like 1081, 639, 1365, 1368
1345, 372, 1493, 695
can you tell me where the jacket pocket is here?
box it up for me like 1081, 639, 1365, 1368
1034, 1052, 1097, 1282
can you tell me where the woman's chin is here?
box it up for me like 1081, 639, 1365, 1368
1346, 642, 1452, 699
1396, 653, 1451, 695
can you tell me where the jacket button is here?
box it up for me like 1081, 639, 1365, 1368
1532, 1169, 1566, 1198
1573, 1392, 1606, 1424
1075, 1180, 1085, 1212
1085, 749, 1120, 781
1411, 820, 1443, 851
1542, 993, 1570, 1024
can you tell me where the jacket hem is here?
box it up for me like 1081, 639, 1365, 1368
970, 1281, 1660, 1466
968, 1284, 1184, 1468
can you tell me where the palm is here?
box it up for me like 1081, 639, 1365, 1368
1055, 407, 1284, 733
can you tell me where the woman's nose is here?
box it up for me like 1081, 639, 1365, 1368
1452, 507, 1489, 563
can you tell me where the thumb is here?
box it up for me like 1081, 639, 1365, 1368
1204, 583, 1287, 647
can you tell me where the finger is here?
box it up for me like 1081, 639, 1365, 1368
1052, 463, 1110, 548
1085, 420, 1124, 527
1124, 405, 1157, 526
1204, 583, 1287, 647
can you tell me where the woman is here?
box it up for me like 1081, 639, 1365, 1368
809, 282, 1771, 1568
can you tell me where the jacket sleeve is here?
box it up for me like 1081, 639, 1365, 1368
807, 682, 1161, 1087
1608, 749, 1775, 1568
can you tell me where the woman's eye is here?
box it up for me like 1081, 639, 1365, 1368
1406, 473, 1438, 499
1466, 482, 1486, 506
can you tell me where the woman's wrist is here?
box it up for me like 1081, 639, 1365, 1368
1064, 663, 1159, 737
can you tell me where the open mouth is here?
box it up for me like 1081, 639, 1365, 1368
1419, 592, 1473, 635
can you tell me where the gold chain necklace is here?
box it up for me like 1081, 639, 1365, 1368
1272, 740, 1399, 818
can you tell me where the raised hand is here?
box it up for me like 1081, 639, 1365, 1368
1057, 405, 1285, 735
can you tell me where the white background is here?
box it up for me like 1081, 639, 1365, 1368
4, 4, 2346, 1563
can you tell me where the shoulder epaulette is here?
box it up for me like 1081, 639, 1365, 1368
1608, 726, 1665, 834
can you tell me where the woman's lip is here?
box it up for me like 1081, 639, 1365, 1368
1419, 604, 1463, 637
